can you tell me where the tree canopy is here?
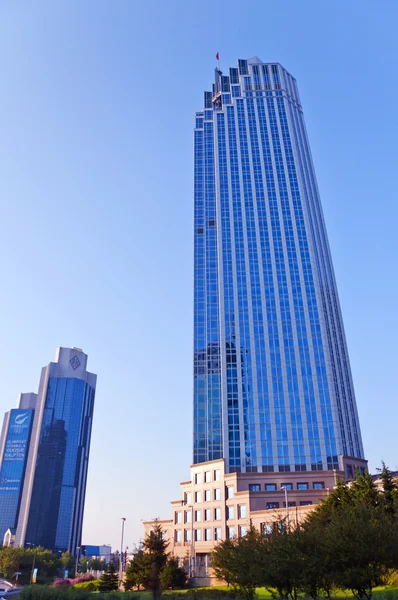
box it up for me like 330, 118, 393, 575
212, 468, 398, 600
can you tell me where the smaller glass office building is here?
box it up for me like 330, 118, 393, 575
0, 408, 34, 539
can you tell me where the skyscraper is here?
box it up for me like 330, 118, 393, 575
193, 57, 365, 475
0, 347, 97, 553
0, 394, 37, 543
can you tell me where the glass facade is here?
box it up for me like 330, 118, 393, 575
193, 57, 364, 474
0, 409, 33, 538
25, 377, 95, 552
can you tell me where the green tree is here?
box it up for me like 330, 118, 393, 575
380, 462, 398, 514
88, 557, 106, 571
79, 556, 88, 574
124, 549, 151, 591
298, 523, 335, 600
212, 526, 265, 598
325, 501, 398, 600
0, 546, 24, 578
159, 557, 187, 590
262, 523, 303, 600
351, 470, 379, 508
35, 548, 60, 579
98, 561, 119, 592
61, 551, 75, 574
143, 522, 169, 599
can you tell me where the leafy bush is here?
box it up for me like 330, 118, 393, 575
387, 571, 398, 587
73, 580, 100, 591
52, 580, 72, 589
71, 574, 94, 584
21, 586, 91, 600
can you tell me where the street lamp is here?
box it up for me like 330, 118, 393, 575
281, 486, 290, 529
184, 503, 194, 579
26, 543, 38, 584
119, 518, 126, 589
75, 547, 81, 577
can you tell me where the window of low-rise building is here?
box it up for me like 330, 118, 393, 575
194, 473, 201, 485
175, 530, 182, 542
227, 486, 234, 499
185, 529, 191, 542
204, 471, 211, 483
227, 526, 235, 539
195, 510, 201, 522
185, 492, 192, 504
238, 504, 247, 518
227, 506, 235, 519
239, 525, 247, 537
195, 491, 202, 503
204, 508, 211, 521
195, 529, 202, 541
205, 528, 212, 541
214, 469, 221, 481
297, 483, 309, 491
214, 488, 221, 500
313, 482, 325, 490
265, 483, 277, 492
185, 510, 192, 523
262, 523, 273, 535
215, 507, 221, 520
249, 484, 260, 492
281, 483, 293, 491
267, 502, 279, 509
175, 512, 182, 524
215, 527, 222, 541
204, 489, 211, 501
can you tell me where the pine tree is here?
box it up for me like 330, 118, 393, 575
380, 461, 397, 514
352, 470, 379, 508
99, 561, 119, 592
143, 521, 169, 599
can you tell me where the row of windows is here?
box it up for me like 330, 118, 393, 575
184, 485, 234, 505
265, 500, 313, 509
175, 526, 247, 543
193, 469, 220, 485
248, 481, 325, 492
176, 504, 247, 524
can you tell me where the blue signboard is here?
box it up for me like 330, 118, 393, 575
0, 409, 33, 494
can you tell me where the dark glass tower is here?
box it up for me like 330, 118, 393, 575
193, 57, 364, 474
16, 348, 96, 553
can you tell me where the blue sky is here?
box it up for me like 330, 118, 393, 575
0, 0, 397, 550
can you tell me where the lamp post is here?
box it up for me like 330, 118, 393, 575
190, 505, 194, 579
26, 543, 37, 584
281, 486, 290, 529
183, 500, 195, 579
119, 518, 126, 589
75, 547, 80, 577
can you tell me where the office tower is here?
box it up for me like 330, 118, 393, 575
0, 393, 37, 543
193, 57, 365, 474
13, 347, 97, 552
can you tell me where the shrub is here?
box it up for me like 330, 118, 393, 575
387, 570, 398, 587
73, 580, 100, 591
21, 586, 91, 600
52, 579, 72, 589
72, 574, 94, 584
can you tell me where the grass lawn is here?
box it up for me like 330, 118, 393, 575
122, 585, 398, 600
123, 586, 398, 599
